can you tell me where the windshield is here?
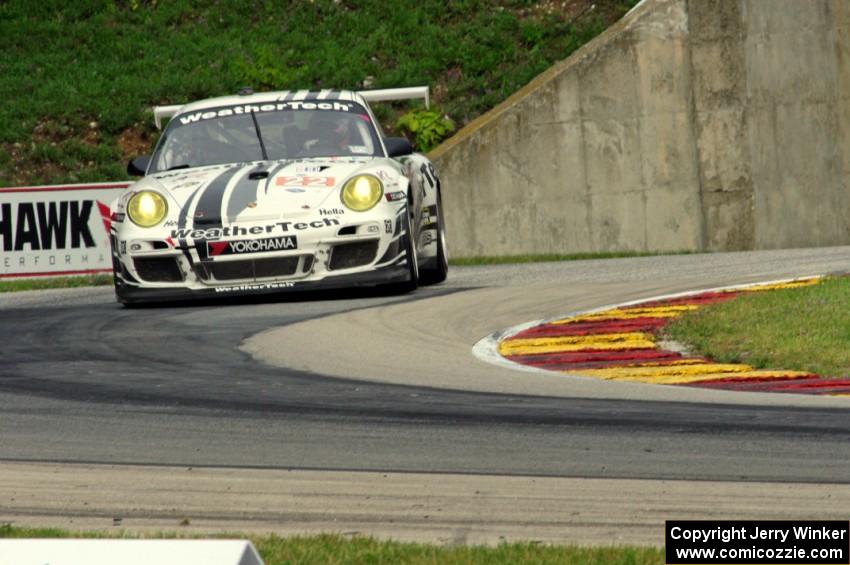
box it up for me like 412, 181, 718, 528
150, 101, 383, 173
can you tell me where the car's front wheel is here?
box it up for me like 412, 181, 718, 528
420, 188, 448, 285
390, 206, 419, 294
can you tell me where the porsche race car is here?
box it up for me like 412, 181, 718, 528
110, 87, 448, 304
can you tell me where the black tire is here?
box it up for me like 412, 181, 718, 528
390, 207, 419, 294
113, 275, 132, 306
420, 188, 448, 285
110, 247, 130, 305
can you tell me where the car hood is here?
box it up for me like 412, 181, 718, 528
141, 157, 402, 228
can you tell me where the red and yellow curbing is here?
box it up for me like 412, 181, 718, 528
498, 278, 850, 396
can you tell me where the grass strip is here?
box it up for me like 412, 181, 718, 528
665, 276, 850, 378
0, 252, 695, 292
450, 251, 692, 266
0, 526, 663, 564
0, 274, 112, 293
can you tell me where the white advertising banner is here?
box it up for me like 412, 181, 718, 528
0, 182, 130, 279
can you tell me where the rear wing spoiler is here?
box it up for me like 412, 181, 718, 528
153, 105, 183, 130
357, 86, 429, 108
151, 86, 430, 130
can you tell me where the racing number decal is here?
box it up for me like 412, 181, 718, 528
275, 176, 335, 188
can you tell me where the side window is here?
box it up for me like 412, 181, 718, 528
350, 118, 376, 155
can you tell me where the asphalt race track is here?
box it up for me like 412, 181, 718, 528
2, 247, 850, 544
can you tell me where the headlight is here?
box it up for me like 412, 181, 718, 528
341, 175, 383, 212
127, 191, 168, 227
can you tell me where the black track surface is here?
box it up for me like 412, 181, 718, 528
2, 281, 850, 484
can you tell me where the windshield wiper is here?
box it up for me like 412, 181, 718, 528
166, 164, 191, 171
249, 112, 269, 161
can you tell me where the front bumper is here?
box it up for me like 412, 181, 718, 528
113, 262, 411, 304
111, 206, 410, 304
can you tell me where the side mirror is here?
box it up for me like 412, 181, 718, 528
127, 155, 151, 177
384, 137, 413, 157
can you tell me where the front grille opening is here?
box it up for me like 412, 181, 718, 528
207, 261, 246, 281
196, 255, 308, 282
133, 257, 184, 283
328, 241, 379, 271
337, 225, 358, 236
151, 240, 170, 250
253, 256, 300, 279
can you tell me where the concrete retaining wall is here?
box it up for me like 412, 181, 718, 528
431, 0, 850, 256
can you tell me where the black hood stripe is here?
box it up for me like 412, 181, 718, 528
192, 166, 242, 229
174, 181, 210, 268
262, 162, 289, 195
189, 166, 242, 262
226, 164, 267, 221
177, 185, 205, 230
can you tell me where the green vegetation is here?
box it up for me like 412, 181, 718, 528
0, 273, 112, 292
0, 0, 637, 187
450, 250, 692, 266
0, 252, 687, 293
397, 108, 455, 152
0, 525, 664, 564
665, 277, 850, 378
0, 252, 688, 293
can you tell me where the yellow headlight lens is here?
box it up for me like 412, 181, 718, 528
341, 175, 383, 212
127, 191, 168, 228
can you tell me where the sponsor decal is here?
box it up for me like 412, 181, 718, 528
384, 219, 393, 234
0, 200, 101, 251
119, 240, 127, 254
214, 281, 296, 292
0, 194, 116, 276
163, 220, 179, 227
173, 181, 201, 190
374, 169, 392, 181
171, 217, 339, 240
348, 145, 369, 154
285, 188, 306, 193
178, 102, 353, 126
385, 191, 405, 202
154, 167, 227, 180
275, 175, 335, 188
208, 235, 297, 256
295, 165, 328, 174
319, 207, 345, 216
420, 162, 439, 188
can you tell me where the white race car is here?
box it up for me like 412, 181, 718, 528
110, 87, 448, 304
